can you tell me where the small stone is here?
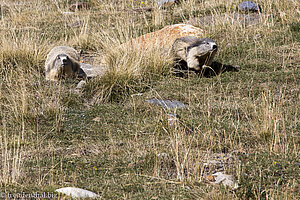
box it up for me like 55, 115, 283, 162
62, 12, 74, 15
185, 186, 191, 190
76, 80, 86, 89
157, 0, 176, 9
238, 1, 261, 12
56, 187, 99, 198
131, 93, 143, 97
217, 164, 224, 169
145, 99, 186, 109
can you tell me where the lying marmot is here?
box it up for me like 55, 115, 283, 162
171, 36, 218, 71
45, 46, 81, 81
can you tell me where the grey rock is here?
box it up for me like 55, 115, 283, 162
157, 0, 176, 8
145, 99, 186, 109
238, 1, 261, 12
56, 187, 99, 198
79, 63, 106, 78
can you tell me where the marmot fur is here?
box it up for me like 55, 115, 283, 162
171, 36, 218, 71
45, 46, 81, 81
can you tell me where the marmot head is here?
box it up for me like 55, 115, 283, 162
186, 38, 218, 70
55, 54, 72, 66
187, 38, 218, 53
53, 54, 75, 78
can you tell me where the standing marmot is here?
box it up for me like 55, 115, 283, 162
171, 36, 218, 71
45, 46, 81, 81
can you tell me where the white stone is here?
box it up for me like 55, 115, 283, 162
212, 172, 239, 189
157, 153, 168, 158
56, 187, 99, 198
76, 80, 86, 89
62, 12, 74, 15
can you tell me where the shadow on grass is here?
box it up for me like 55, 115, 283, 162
172, 61, 240, 78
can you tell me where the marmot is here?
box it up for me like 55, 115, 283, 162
45, 46, 81, 81
171, 36, 218, 71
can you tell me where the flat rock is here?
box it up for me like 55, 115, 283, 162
238, 1, 261, 12
56, 187, 99, 198
146, 99, 186, 109
79, 63, 106, 78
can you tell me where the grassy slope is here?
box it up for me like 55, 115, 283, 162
0, 0, 299, 199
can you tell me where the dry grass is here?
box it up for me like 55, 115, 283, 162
0, 0, 299, 199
